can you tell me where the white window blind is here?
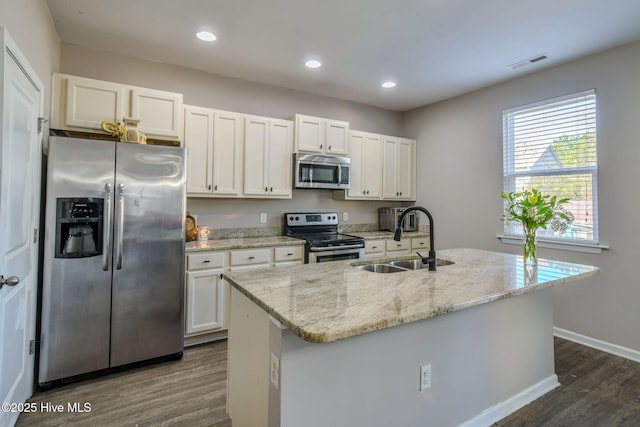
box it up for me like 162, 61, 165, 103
503, 89, 598, 244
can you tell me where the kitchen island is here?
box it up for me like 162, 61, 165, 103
223, 248, 599, 427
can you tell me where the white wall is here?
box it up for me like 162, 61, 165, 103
403, 40, 640, 353
0, 0, 60, 120
59, 42, 405, 228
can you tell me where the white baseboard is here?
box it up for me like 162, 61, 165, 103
459, 375, 559, 427
553, 327, 640, 363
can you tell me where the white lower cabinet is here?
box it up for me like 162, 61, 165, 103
229, 248, 271, 271
185, 243, 304, 343
386, 238, 411, 255
185, 252, 227, 335
363, 237, 430, 258
412, 237, 430, 251
185, 269, 226, 334
274, 245, 304, 266
364, 239, 385, 258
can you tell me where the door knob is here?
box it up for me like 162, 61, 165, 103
0, 275, 19, 290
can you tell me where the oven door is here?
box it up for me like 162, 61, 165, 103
307, 246, 365, 263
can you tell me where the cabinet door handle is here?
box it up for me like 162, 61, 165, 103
265, 186, 268, 192
320, 144, 323, 149
366, 190, 369, 195
208, 185, 211, 190
372, 246, 378, 249
248, 256, 255, 260
214, 185, 218, 190
287, 253, 293, 256
270, 187, 273, 192
203, 260, 211, 263
328, 145, 332, 150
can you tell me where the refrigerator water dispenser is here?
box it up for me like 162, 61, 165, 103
55, 198, 104, 258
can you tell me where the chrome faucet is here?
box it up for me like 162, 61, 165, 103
394, 206, 436, 271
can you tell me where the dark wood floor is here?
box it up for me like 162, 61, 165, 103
495, 337, 640, 426
17, 337, 640, 426
17, 341, 231, 427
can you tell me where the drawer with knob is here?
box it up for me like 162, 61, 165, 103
186, 252, 226, 270
411, 237, 430, 251
364, 239, 385, 256
229, 248, 271, 269
386, 239, 411, 252
274, 245, 304, 263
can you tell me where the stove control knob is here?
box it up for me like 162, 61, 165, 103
295, 216, 299, 221
289, 216, 294, 221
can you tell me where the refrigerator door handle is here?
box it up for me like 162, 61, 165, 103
116, 183, 125, 270
102, 182, 112, 271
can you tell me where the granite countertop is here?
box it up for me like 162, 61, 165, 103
352, 230, 430, 240
223, 248, 599, 344
185, 230, 428, 252
186, 235, 304, 252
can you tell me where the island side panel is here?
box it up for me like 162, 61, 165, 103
277, 288, 557, 427
227, 286, 272, 426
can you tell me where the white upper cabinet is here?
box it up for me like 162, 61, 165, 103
294, 114, 349, 155
130, 87, 182, 139
183, 106, 242, 197
267, 120, 294, 197
382, 136, 416, 200
63, 76, 124, 130
184, 107, 293, 199
243, 117, 293, 198
184, 105, 214, 195
51, 73, 183, 141
212, 110, 243, 196
346, 131, 382, 199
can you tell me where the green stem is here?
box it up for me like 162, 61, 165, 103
523, 226, 537, 265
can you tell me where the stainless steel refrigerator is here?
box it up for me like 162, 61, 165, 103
39, 136, 186, 388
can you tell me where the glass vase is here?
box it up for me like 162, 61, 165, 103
523, 227, 538, 268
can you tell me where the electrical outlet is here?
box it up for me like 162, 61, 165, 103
260, 213, 267, 224
343, 212, 348, 221
270, 352, 280, 389
420, 364, 432, 391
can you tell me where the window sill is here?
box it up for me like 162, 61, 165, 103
497, 235, 609, 254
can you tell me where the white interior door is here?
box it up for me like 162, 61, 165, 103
0, 29, 43, 427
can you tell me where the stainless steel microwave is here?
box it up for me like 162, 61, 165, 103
294, 153, 350, 190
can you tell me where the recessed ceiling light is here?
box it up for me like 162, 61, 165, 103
381, 81, 397, 89
305, 59, 322, 69
196, 31, 217, 42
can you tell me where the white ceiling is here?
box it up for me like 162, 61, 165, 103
45, 0, 640, 111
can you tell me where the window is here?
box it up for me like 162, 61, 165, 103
503, 89, 598, 244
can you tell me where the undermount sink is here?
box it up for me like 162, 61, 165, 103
355, 263, 408, 273
354, 259, 454, 273
389, 259, 454, 270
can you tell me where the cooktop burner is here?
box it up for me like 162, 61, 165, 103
304, 233, 363, 246
283, 212, 365, 248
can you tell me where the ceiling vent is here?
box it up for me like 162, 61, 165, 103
509, 54, 549, 70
